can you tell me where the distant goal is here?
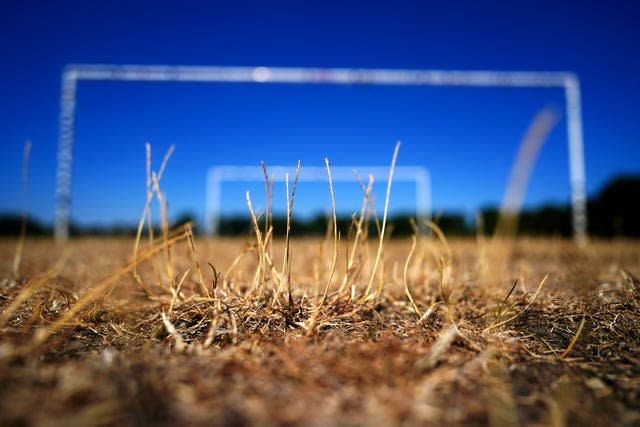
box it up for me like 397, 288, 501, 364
205, 165, 431, 236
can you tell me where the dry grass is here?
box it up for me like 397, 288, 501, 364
1, 146, 639, 426
1, 236, 639, 426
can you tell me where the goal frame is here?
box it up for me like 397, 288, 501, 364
55, 64, 587, 242
205, 165, 430, 236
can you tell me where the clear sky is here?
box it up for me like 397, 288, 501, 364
1, 1, 639, 227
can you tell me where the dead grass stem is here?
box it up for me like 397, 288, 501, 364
306, 158, 339, 335
361, 141, 400, 302
338, 174, 374, 297
12, 140, 31, 279
186, 223, 209, 298
132, 144, 175, 293
425, 220, 452, 303
559, 314, 586, 360
245, 191, 267, 294
404, 235, 421, 317
281, 161, 300, 307
482, 274, 548, 334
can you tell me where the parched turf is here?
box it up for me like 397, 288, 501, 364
1, 236, 638, 426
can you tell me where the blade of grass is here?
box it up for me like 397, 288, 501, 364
185, 223, 209, 298
424, 220, 452, 303
12, 140, 32, 279
245, 191, 266, 293
483, 274, 548, 334
404, 235, 422, 317
495, 278, 519, 323
168, 269, 190, 315
261, 161, 274, 258
560, 315, 586, 360
152, 171, 175, 285
306, 158, 339, 336
132, 144, 175, 294
361, 141, 401, 303
338, 173, 374, 296
281, 161, 301, 307
161, 311, 186, 352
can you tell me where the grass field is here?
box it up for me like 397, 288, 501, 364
1, 143, 638, 426
1, 233, 639, 426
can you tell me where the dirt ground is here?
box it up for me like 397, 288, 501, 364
1, 236, 639, 426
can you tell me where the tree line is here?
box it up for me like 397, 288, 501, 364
1, 175, 638, 238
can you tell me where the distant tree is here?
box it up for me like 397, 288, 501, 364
519, 205, 572, 236
480, 205, 571, 237
0, 214, 49, 236
589, 176, 640, 237
218, 217, 252, 236
388, 215, 414, 237
435, 213, 472, 236
173, 212, 198, 233
479, 208, 500, 236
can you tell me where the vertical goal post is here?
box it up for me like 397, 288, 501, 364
56, 64, 587, 242
205, 165, 431, 236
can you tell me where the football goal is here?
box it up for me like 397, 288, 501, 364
55, 65, 587, 242
205, 165, 430, 236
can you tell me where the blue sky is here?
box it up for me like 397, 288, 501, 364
1, 1, 639, 227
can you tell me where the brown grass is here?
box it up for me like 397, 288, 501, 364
1, 236, 639, 426
1, 145, 639, 425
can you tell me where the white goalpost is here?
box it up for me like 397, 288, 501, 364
205, 165, 431, 236
55, 64, 587, 242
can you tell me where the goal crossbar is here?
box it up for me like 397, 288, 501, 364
205, 165, 430, 235
55, 64, 587, 242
